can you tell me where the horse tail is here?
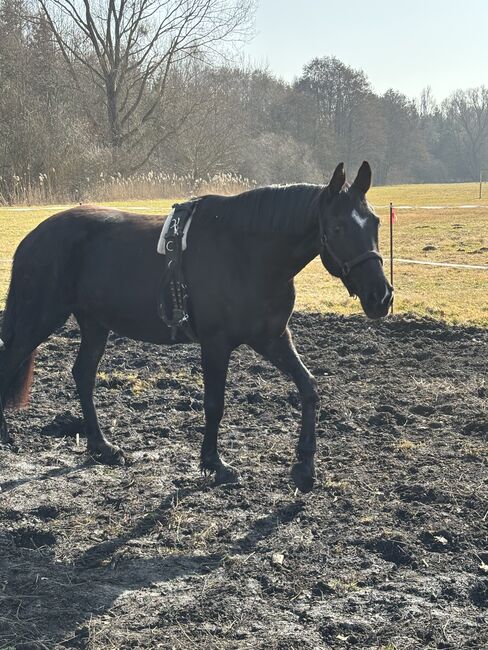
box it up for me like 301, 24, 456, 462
1, 207, 95, 411
3, 353, 37, 410
0, 262, 37, 410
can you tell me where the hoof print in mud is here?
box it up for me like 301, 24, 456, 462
470, 579, 488, 608
367, 536, 415, 567
11, 527, 56, 550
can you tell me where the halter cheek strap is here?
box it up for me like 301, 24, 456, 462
320, 224, 384, 297
321, 232, 383, 278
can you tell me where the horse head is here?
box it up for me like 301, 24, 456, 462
318, 161, 393, 319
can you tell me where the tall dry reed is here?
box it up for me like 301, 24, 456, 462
0, 170, 255, 205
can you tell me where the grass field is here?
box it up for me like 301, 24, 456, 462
1, 183, 487, 325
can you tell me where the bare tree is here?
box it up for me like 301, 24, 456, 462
443, 87, 488, 180
419, 86, 437, 118
37, 0, 255, 171
297, 56, 371, 167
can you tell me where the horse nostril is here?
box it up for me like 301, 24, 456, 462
368, 287, 392, 307
368, 290, 382, 305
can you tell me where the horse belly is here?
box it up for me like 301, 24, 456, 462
75, 244, 177, 344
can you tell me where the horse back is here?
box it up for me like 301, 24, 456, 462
14, 205, 176, 343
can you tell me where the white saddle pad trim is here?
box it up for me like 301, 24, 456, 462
157, 209, 193, 255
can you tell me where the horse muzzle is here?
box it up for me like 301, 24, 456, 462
360, 282, 393, 319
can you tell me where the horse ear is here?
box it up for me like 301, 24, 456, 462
352, 161, 372, 194
327, 162, 346, 196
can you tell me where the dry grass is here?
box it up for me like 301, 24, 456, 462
369, 181, 486, 206
1, 182, 487, 325
0, 171, 254, 205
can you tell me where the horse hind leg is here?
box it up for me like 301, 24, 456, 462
72, 314, 125, 465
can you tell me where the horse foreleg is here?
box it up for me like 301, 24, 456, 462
200, 337, 238, 485
73, 316, 125, 465
251, 328, 319, 493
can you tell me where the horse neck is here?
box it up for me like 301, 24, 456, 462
266, 213, 321, 283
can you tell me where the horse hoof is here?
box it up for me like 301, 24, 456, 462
291, 462, 315, 493
215, 463, 240, 486
91, 445, 126, 466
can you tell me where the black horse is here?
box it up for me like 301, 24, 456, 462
0, 162, 392, 492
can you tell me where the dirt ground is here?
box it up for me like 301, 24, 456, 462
1, 311, 487, 649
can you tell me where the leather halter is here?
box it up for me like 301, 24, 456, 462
320, 232, 383, 277
319, 220, 383, 296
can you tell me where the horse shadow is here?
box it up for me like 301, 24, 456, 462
0, 461, 88, 494
2, 481, 305, 648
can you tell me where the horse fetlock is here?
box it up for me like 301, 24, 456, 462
297, 442, 317, 460
200, 451, 220, 474
291, 459, 315, 493
200, 453, 240, 485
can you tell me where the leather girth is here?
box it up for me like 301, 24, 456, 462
157, 201, 197, 342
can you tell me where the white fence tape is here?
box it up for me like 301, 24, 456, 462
1, 256, 487, 270
386, 258, 488, 270
376, 204, 488, 210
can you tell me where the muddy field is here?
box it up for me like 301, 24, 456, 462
1, 311, 487, 649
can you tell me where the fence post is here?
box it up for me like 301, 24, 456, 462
390, 202, 394, 314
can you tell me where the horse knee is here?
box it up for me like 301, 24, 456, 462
302, 377, 320, 408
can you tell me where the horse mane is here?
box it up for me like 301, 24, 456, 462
198, 184, 324, 235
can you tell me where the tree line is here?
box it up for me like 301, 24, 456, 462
1, 0, 487, 203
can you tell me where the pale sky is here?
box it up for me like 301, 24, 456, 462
242, 0, 488, 101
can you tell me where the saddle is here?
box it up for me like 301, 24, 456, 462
157, 201, 198, 342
